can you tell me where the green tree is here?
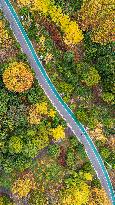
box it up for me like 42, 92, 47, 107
76, 107, 88, 125
101, 92, 114, 104
96, 54, 114, 92
23, 141, 38, 158
100, 147, 111, 160
2, 159, 14, 174
81, 67, 100, 87
9, 136, 23, 154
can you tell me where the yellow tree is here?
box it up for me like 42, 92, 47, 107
3, 62, 34, 93
50, 125, 65, 141
60, 182, 90, 205
78, 0, 114, 44
28, 102, 56, 124
0, 20, 12, 48
18, 0, 83, 45
28, 102, 48, 124
12, 173, 36, 198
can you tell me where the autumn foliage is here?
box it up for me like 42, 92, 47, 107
51, 125, 65, 141
60, 182, 90, 205
17, 0, 83, 45
89, 188, 111, 205
0, 20, 12, 48
12, 172, 36, 198
78, 0, 114, 44
3, 62, 34, 93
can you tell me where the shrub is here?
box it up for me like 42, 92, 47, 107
27, 129, 37, 137
89, 123, 106, 142
22, 131, 49, 158
77, 143, 87, 160
103, 117, 114, 129
7, 104, 28, 128
82, 162, 94, 173
0, 172, 13, 189
107, 152, 115, 169
75, 0, 83, 10
35, 160, 63, 184
87, 115, 99, 130
17, 52, 27, 62
32, 133, 49, 151
0, 89, 9, 116
91, 178, 101, 189
2, 159, 14, 174
48, 108, 56, 118
84, 172, 92, 181
57, 81, 74, 99
0, 102, 8, 116
3, 62, 34, 93
96, 54, 114, 92
55, 0, 83, 11
76, 107, 88, 125
45, 162, 62, 181
27, 86, 44, 104
2, 155, 32, 174
51, 116, 60, 128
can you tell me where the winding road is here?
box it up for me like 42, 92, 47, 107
0, 0, 114, 204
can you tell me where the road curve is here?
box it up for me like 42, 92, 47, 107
0, 0, 114, 204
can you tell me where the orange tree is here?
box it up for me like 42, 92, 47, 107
89, 188, 111, 205
3, 62, 34, 93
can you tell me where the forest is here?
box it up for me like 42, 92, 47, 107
0, 0, 114, 204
